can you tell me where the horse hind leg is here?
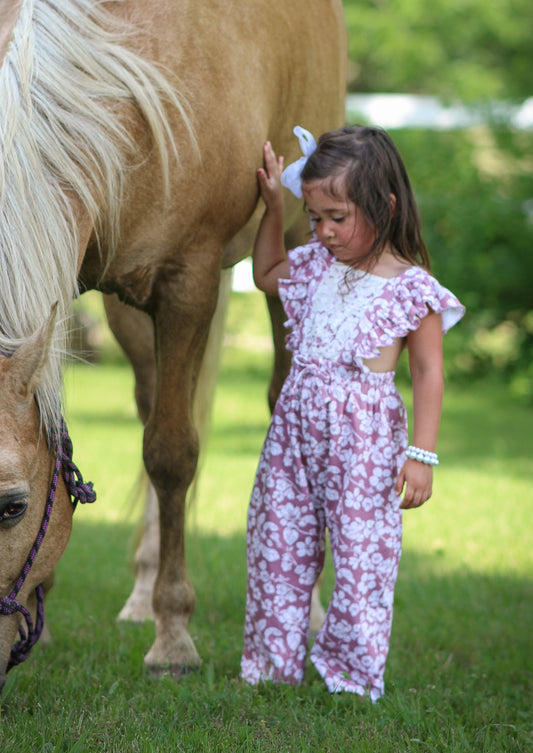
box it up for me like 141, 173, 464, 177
118, 480, 159, 623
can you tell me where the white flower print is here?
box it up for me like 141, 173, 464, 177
242, 240, 464, 700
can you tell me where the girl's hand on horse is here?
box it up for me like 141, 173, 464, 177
257, 141, 284, 210
396, 460, 433, 509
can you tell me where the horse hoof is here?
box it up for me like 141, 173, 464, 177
146, 661, 201, 681
144, 632, 202, 681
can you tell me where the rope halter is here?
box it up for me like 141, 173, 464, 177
0, 418, 96, 671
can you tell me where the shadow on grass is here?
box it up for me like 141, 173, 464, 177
2, 516, 531, 751
7, 518, 528, 702
391, 550, 533, 690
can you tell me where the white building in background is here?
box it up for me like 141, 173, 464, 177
345, 93, 533, 130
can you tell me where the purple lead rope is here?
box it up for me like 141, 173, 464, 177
0, 418, 96, 671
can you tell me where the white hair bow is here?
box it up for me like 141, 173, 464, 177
280, 126, 317, 198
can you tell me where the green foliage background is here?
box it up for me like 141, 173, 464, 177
343, 0, 532, 99
342, 0, 533, 398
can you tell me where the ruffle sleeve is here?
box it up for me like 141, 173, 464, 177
284, 239, 330, 283
356, 267, 465, 359
278, 240, 330, 351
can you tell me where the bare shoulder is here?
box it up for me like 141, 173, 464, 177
373, 251, 413, 279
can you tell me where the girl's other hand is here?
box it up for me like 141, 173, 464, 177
396, 460, 433, 509
257, 141, 284, 209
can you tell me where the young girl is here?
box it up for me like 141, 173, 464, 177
240, 125, 464, 701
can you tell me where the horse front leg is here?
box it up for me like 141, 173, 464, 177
142, 256, 221, 675
104, 271, 232, 627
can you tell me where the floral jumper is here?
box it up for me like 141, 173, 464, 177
241, 240, 465, 701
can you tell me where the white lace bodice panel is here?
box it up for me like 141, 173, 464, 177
299, 261, 388, 362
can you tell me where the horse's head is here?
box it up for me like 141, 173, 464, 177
0, 308, 73, 696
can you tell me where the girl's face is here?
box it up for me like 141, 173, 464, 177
302, 179, 376, 266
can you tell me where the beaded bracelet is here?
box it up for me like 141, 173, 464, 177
405, 445, 439, 466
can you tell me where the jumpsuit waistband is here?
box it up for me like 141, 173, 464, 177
291, 354, 396, 389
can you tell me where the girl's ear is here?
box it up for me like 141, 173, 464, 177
390, 193, 397, 216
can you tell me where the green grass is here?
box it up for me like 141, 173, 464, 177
1, 291, 532, 752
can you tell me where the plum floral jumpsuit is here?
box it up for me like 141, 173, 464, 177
241, 240, 464, 701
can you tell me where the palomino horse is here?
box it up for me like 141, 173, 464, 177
0, 0, 346, 693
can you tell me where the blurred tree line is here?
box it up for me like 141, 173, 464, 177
343, 0, 531, 99
342, 0, 533, 398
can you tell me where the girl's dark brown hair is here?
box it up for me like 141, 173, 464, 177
300, 125, 430, 270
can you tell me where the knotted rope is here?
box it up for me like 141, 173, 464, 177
0, 418, 96, 671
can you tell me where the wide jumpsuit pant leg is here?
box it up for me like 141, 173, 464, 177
240, 374, 326, 685
241, 366, 406, 700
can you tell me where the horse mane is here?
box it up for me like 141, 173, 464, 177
0, 0, 195, 445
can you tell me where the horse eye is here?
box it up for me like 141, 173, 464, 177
0, 499, 28, 528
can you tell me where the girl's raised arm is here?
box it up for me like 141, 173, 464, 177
252, 142, 290, 296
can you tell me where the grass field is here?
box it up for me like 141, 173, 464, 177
1, 291, 532, 752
